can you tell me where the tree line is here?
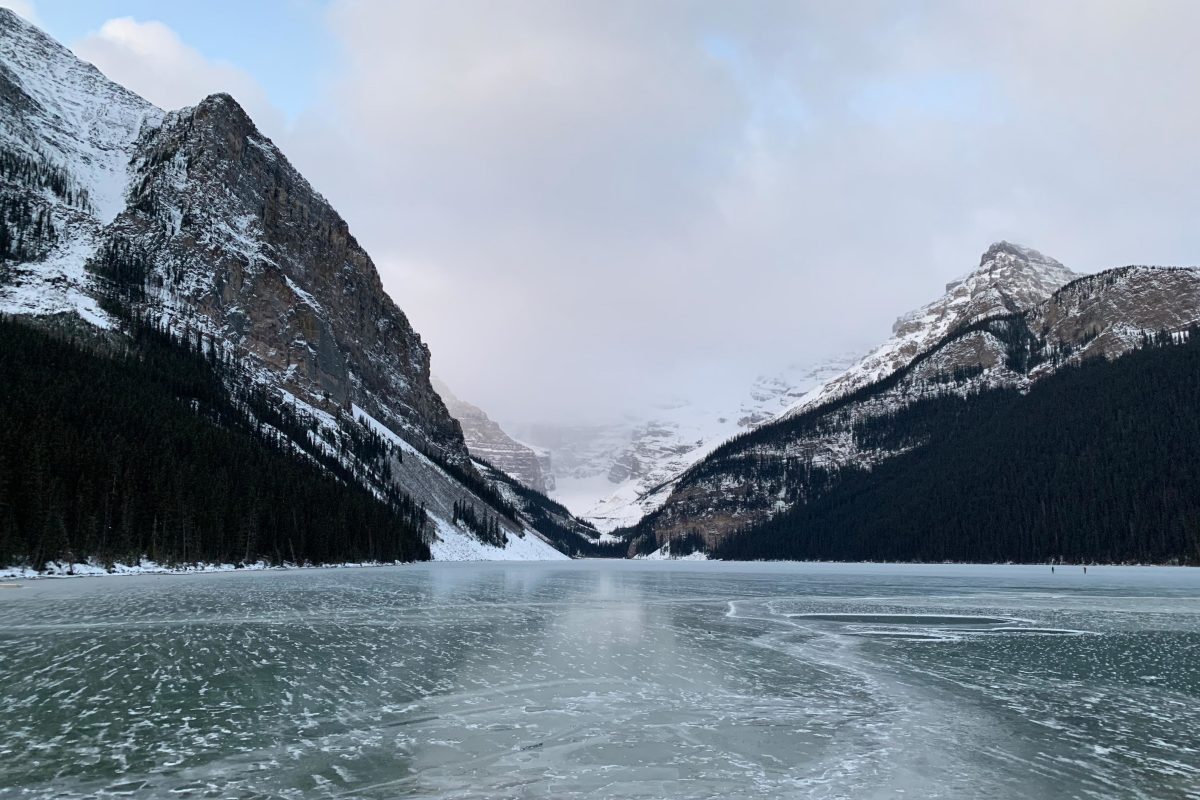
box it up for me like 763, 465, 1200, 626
0, 313, 431, 571
714, 327, 1200, 564
451, 499, 506, 547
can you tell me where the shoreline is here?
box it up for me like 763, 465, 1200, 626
3, 556, 1195, 582
0, 558, 430, 581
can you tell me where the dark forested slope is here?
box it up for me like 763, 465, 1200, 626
713, 330, 1200, 564
0, 315, 431, 570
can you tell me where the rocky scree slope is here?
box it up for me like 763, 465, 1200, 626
0, 10, 587, 560
629, 243, 1200, 553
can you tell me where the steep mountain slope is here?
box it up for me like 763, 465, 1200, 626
108, 92, 464, 461
0, 10, 579, 563
433, 377, 554, 493
630, 245, 1200, 554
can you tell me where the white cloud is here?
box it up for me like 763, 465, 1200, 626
119, 0, 1200, 426
72, 17, 286, 140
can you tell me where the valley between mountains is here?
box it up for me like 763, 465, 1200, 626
2, 8, 1198, 571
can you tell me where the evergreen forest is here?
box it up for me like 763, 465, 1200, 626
0, 313, 431, 570
714, 330, 1200, 564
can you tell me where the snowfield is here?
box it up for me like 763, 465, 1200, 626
428, 518, 569, 562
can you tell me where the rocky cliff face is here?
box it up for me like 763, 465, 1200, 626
433, 377, 554, 493
634, 244, 1200, 551
104, 93, 460, 463
0, 10, 584, 559
0, 7, 464, 465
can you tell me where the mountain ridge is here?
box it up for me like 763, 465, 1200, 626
775, 239, 1079, 420
626, 246, 1200, 555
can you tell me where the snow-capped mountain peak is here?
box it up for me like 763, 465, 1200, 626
935, 240, 1077, 319
0, 8, 161, 224
781, 242, 1078, 419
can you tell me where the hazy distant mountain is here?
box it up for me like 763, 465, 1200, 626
506, 354, 857, 531
433, 377, 555, 494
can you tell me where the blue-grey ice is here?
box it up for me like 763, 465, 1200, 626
1, 562, 1198, 798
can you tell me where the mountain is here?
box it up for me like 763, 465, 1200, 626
626, 243, 1200, 559
715, 329, 1200, 564
777, 242, 1078, 418
433, 377, 554, 494
0, 10, 590, 566
5, 11, 1196, 568
508, 354, 858, 531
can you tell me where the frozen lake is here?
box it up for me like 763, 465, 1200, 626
1, 561, 1199, 799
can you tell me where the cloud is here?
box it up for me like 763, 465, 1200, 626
279, 2, 1200, 423
72, 17, 286, 140
0, 0, 38, 24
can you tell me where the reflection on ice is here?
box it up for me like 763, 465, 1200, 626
0, 562, 1198, 799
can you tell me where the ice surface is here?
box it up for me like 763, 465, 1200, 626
1, 562, 1198, 799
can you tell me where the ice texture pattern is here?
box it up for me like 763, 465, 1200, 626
1, 562, 1199, 799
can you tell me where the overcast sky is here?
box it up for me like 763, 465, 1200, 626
8, 0, 1200, 425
